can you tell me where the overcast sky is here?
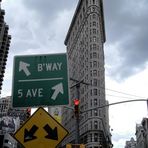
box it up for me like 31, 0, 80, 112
1, 0, 148, 147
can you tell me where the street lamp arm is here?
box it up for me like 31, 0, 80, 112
63, 106, 74, 110
70, 78, 91, 89
81, 99, 148, 113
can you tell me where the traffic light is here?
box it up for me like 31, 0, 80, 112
66, 144, 85, 148
26, 108, 31, 119
66, 144, 71, 148
74, 99, 80, 116
80, 144, 85, 148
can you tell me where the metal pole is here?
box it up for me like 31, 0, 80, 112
75, 84, 80, 144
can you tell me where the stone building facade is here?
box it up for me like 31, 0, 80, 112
0, 0, 11, 95
61, 0, 111, 147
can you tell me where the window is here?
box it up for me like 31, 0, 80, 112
90, 53, 92, 59
93, 79, 97, 86
92, 6, 95, 12
90, 110, 92, 116
90, 121, 92, 129
93, 14, 96, 19
90, 37, 92, 42
90, 45, 92, 51
90, 62, 92, 68
94, 89, 97, 95
93, 21, 96, 26
94, 109, 98, 116
90, 134, 92, 142
94, 98, 97, 106
93, 70, 97, 76
94, 133, 98, 142
93, 61, 97, 67
86, 0, 88, 7
83, 7, 85, 13
94, 121, 98, 129
84, 135, 87, 144
4, 140, 9, 143
93, 29, 96, 34
93, 36, 96, 42
90, 22, 92, 27
93, 52, 97, 58
93, 44, 96, 50
90, 70, 92, 76
93, 0, 95, 4
99, 110, 101, 116
90, 89, 93, 96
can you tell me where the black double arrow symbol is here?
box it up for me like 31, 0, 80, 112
24, 124, 58, 142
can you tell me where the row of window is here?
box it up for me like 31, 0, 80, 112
80, 132, 104, 145
90, 52, 100, 59
68, 5, 100, 47
80, 120, 102, 135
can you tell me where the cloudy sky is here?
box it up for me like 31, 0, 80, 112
1, 0, 148, 147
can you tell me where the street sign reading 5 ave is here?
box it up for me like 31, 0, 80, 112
12, 53, 69, 107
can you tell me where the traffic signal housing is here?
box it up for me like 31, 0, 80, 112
74, 99, 80, 116
66, 144, 85, 148
26, 108, 31, 119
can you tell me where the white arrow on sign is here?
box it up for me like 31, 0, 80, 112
51, 83, 64, 100
19, 61, 31, 76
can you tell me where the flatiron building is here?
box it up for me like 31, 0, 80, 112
62, 0, 111, 147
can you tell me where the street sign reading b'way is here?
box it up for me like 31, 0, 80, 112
12, 53, 69, 107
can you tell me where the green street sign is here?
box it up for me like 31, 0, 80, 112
12, 53, 69, 108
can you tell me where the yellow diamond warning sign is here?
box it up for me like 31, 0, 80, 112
13, 107, 69, 148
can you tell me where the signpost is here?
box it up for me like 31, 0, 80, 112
12, 53, 69, 107
13, 107, 69, 148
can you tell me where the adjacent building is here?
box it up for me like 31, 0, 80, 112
136, 118, 148, 148
0, 0, 11, 95
61, 0, 111, 147
0, 96, 30, 147
0, 96, 11, 117
125, 137, 136, 148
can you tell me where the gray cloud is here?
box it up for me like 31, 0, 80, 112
3, 0, 78, 56
22, 0, 78, 25
104, 0, 148, 81
1, 0, 78, 98
3, 0, 148, 81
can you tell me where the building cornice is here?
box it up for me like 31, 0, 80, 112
64, 0, 106, 45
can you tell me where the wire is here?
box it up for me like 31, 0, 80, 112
101, 87, 146, 99
106, 94, 146, 100
70, 78, 147, 99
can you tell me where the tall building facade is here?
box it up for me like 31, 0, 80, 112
62, 0, 111, 147
0, 0, 11, 95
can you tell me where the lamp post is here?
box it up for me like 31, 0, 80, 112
74, 98, 80, 144
71, 81, 80, 144
70, 78, 87, 144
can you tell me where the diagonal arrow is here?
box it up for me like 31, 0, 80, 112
24, 125, 38, 142
51, 83, 64, 100
43, 124, 58, 140
19, 61, 31, 76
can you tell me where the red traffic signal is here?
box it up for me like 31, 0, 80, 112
74, 99, 80, 105
74, 99, 80, 116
